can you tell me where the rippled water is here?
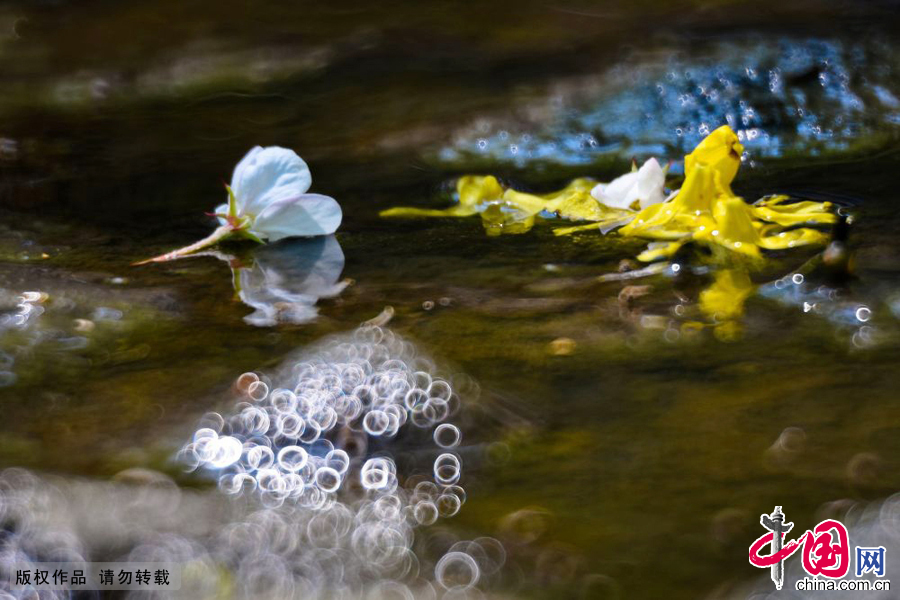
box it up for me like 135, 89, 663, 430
1, 1, 900, 599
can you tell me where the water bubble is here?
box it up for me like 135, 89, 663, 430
210, 436, 243, 468
248, 380, 270, 402
194, 427, 219, 443
276, 413, 305, 438
469, 538, 506, 575
437, 493, 462, 517
241, 406, 271, 435
364, 410, 390, 436
434, 453, 461, 485
236, 372, 259, 393
270, 389, 298, 413
362, 457, 395, 491
429, 379, 452, 401
173, 324, 493, 594
246, 445, 275, 470
315, 467, 342, 493
298, 420, 322, 444
277, 446, 309, 472
414, 501, 439, 525
435, 551, 480, 591
434, 424, 461, 448
326, 449, 351, 475
405, 389, 429, 411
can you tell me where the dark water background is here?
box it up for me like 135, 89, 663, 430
1, 1, 900, 598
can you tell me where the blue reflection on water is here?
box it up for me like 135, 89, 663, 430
440, 37, 900, 165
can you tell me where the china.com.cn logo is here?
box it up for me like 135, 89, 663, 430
749, 506, 889, 592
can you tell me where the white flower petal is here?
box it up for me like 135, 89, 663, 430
590, 159, 666, 210
250, 193, 342, 241
635, 158, 666, 209
592, 171, 639, 209
229, 146, 312, 216
590, 183, 606, 200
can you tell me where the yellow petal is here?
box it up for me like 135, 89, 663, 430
379, 175, 503, 218
554, 214, 634, 236
501, 188, 557, 216
480, 202, 536, 235
636, 240, 687, 261
459, 175, 504, 206
553, 190, 632, 222
536, 177, 597, 199
757, 226, 831, 250
683, 124, 744, 191
752, 195, 837, 227
379, 125, 837, 267
694, 195, 762, 258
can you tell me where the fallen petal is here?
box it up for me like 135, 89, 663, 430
251, 193, 342, 241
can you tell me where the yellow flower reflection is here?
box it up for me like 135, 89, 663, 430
697, 268, 756, 341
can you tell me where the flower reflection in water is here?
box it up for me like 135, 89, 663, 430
210, 236, 347, 327
608, 260, 888, 346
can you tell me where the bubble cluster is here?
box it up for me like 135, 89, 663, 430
152, 324, 494, 598
0, 467, 505, 599
0, 328, 504, 599
759, 274, 881, 347
182, 325, 466, 509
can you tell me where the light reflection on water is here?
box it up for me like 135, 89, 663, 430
441, 37, 900, 166
0, 324, 516, 599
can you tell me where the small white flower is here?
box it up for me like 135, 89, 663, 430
215, 146, 342, 241
136, 146, 341, 264
591, 158, 666, 210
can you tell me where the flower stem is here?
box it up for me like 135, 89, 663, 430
132, 225, 234, 266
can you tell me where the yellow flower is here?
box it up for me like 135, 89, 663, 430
381, 124, 836, 263
620, 125, 835, 261
381, 175, 632, 236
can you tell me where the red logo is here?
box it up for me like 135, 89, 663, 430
749, 507, 850, 589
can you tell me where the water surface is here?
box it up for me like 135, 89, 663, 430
1, 1, 900, 598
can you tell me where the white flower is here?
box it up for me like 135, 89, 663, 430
136, 146, 342, 265
215, 146, 342, 241
591, 158, 666, 210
